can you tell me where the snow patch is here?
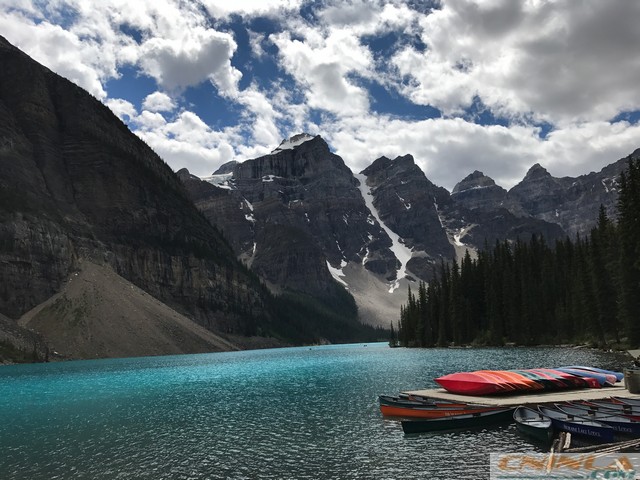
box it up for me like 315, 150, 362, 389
355, 173, 413, 293
433, 201, 445, 227
203, 173, 234, 190
396, 192, 411, 210
305, 213, 310, 223
262, 175, 280, 182
271, 133, 315, 153
244, 199, 254, 211
327, 260, 348, 288
452, 184, 491, 195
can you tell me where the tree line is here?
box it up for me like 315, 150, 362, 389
393, 156, 640, 348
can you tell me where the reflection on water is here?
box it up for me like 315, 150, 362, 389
0, 344, 629, 479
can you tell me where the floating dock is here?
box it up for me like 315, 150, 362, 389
404, 381, 640, 407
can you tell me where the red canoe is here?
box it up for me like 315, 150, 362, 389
380, 403, 500, 418
435, 372, 511, 396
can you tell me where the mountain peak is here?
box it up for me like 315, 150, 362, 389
271, 133, 316, 154
361, 154, 415, 177
452, 170, 497, 194
524, 163, 551, 181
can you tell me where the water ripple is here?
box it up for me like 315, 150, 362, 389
0, 344, 629, 479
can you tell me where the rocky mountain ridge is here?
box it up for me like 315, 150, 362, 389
183, 133, 636, 327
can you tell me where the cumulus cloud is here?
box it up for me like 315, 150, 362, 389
105, 98, 138, 122
1, 0, 638, 188
270, 28, 373, 116
1, 0, 244, 99
0, 11, 112, 99
200, 0, 303, 19
393, 0, 640, 125
142, 92, 177, 113
138, 29, 241, 95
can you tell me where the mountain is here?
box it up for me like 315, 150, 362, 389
0, 36, 317, 361
179, 135, 409, 325
182, 136, 635, 329
449, 152, 637, 239
184, 142, 547, 327
508, 156, 635, 236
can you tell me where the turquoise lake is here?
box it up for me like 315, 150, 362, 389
0, 344, 631, 479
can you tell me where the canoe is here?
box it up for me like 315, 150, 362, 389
610, 396, 640, 407
555, 403, 640, 437
378, 395, 465, 408
574, 401, 640, 421
380, 403, 499, 418
511, 370, 565, 391
434, 372, 512, 395
435, 366, 604, 396
401, 408, 515, 434
538, 406, 615, 442
536, 368, 601, 389
561, 366, 624, 382
478, 370, 544, 391
513, 406, 554, 444
378, 395, 434, 407
555, 367, 616, 387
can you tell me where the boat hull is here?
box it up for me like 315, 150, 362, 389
538, 406, 615, 443
513, 406, 554, 444
401, 408, 515, 434
380, 404, 497, 418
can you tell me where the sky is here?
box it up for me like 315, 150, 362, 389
1, 0, 640, 191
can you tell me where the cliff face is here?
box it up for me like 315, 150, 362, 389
360, 155, 454, 279
181, 135, 399, 300
508, 156, 634, 237
0, 35, 269, 357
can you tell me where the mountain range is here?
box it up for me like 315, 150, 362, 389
179, 133, 634, 327
0, 36, 636, 361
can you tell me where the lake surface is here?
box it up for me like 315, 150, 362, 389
0, 344, 630, 479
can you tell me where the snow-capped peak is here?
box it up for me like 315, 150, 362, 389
271, 133, 315, 154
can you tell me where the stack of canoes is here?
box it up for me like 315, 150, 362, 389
513, 397, 640, 444
435, 366, 622, 396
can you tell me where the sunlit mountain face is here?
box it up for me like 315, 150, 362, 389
2, 0, 639, 191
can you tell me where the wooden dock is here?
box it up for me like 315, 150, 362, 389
404, 381, 640, 407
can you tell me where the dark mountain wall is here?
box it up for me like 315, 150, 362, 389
0, 35, 267, 341
181, 136, 399, 296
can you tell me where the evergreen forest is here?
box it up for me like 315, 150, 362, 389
394, 156, 640, 349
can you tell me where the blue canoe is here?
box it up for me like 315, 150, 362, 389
555, 403, 640, 437
555, 367, 615, 387
561, 366, 624, 382
538, 406, 615, 443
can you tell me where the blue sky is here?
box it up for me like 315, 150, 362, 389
2, 0, 640, 190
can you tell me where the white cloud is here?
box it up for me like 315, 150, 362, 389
0, 0, 244, 99
105, 98, 138, 122
134, 110, 241, 175
142, 92, 176, 113
270, 28, 372, 116
199, 0, 303, 19
138, 28, 241, 94
0, 11, 112, 99
392, 0, 640, 125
